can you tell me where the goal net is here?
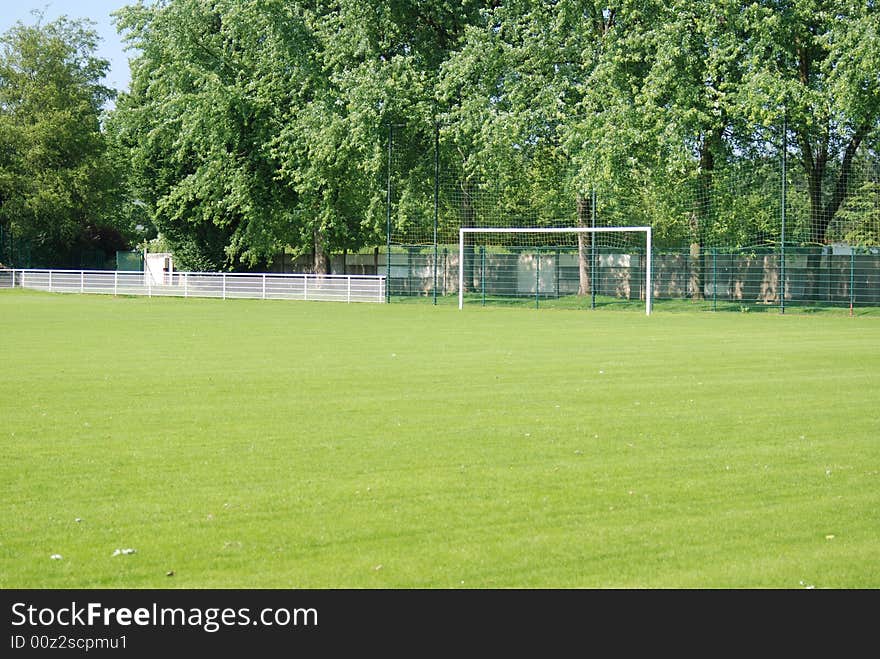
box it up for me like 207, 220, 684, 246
458, 227, 653, 315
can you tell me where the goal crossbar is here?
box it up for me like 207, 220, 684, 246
458, 226, 652, 315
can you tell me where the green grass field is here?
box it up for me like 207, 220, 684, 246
1, 289, 878, 588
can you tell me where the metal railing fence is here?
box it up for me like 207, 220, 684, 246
1, 269, 387, 304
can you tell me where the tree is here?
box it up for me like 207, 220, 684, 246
107, 0, 880, 284
742, 0, 880, 292
292, 1, 485, 272
0, 14, 123, 267
113, 0, 484, 273
555, 1, 768, 300
112, 0, 305, 271
439, 1, 620, 294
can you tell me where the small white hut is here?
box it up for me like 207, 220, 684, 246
144, 252, 173, 286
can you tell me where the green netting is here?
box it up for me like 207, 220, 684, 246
116, 251, 144, 271
385, 120, 880, 312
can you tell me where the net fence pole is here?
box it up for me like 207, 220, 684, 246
433, 123, 439, 306
712, 248, 717, 312
645, 227, 652, 316
480, 245, 485, 306
780, 112, 787, 315
386, 123, 393, 304
458, 229, 464, 309
850, 249, 855, 316
555, 248, 560, 298
591, 188, 597, 310
535, 250, 540, 309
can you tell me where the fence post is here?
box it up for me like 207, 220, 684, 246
262, 273, 266, 300
826, 248, 831, 304
535, 250, 540, 309
222, 273, 226, 300
850, 249, 855, 316
386, 123, 393, 304
555, 248, 560, 298
712, 248, 717, 312
48, 270, 53, 292
114, 270, 118, 296
591, 189, 597, 310
80, 271, 84, 294
780, 111, 787, 315
779, 247, 786, 315
184, 273, 188, 298
433, 123, 439, 306
347, 275, 351, 303
480, 246, 486, 307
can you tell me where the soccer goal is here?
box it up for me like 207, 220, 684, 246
458, 226, 653, 315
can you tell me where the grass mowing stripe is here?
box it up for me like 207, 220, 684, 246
1, 289, 878, 588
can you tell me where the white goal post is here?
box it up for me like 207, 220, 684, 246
458, 226, 653, 315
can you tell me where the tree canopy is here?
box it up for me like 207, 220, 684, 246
4, 1, 879, 270
0, 14, 127, 267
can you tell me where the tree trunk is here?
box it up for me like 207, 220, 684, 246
689, 234, 703, 300
313, 229, 329, 274
576, 193, 591, 296
800, 123, 868, 301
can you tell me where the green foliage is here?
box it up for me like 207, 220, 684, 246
830, 180, 880, 247
739, 0, 880, 243
110, 0, 305, 271
9, 1, 875, 269
0, 14, 126, 266
111, 0, 484, 271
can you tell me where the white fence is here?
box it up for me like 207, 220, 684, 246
1, 269, 386, 304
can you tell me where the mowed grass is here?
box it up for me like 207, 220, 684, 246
1, 289, 878, 589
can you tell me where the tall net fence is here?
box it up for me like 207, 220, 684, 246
0, 224, 111, 270
653, 246, 880, 312
386, 121, 880, 311
0, 225, 31, 268
116, 250, 144, 271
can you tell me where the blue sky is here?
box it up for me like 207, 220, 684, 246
0, 1, 133, 92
